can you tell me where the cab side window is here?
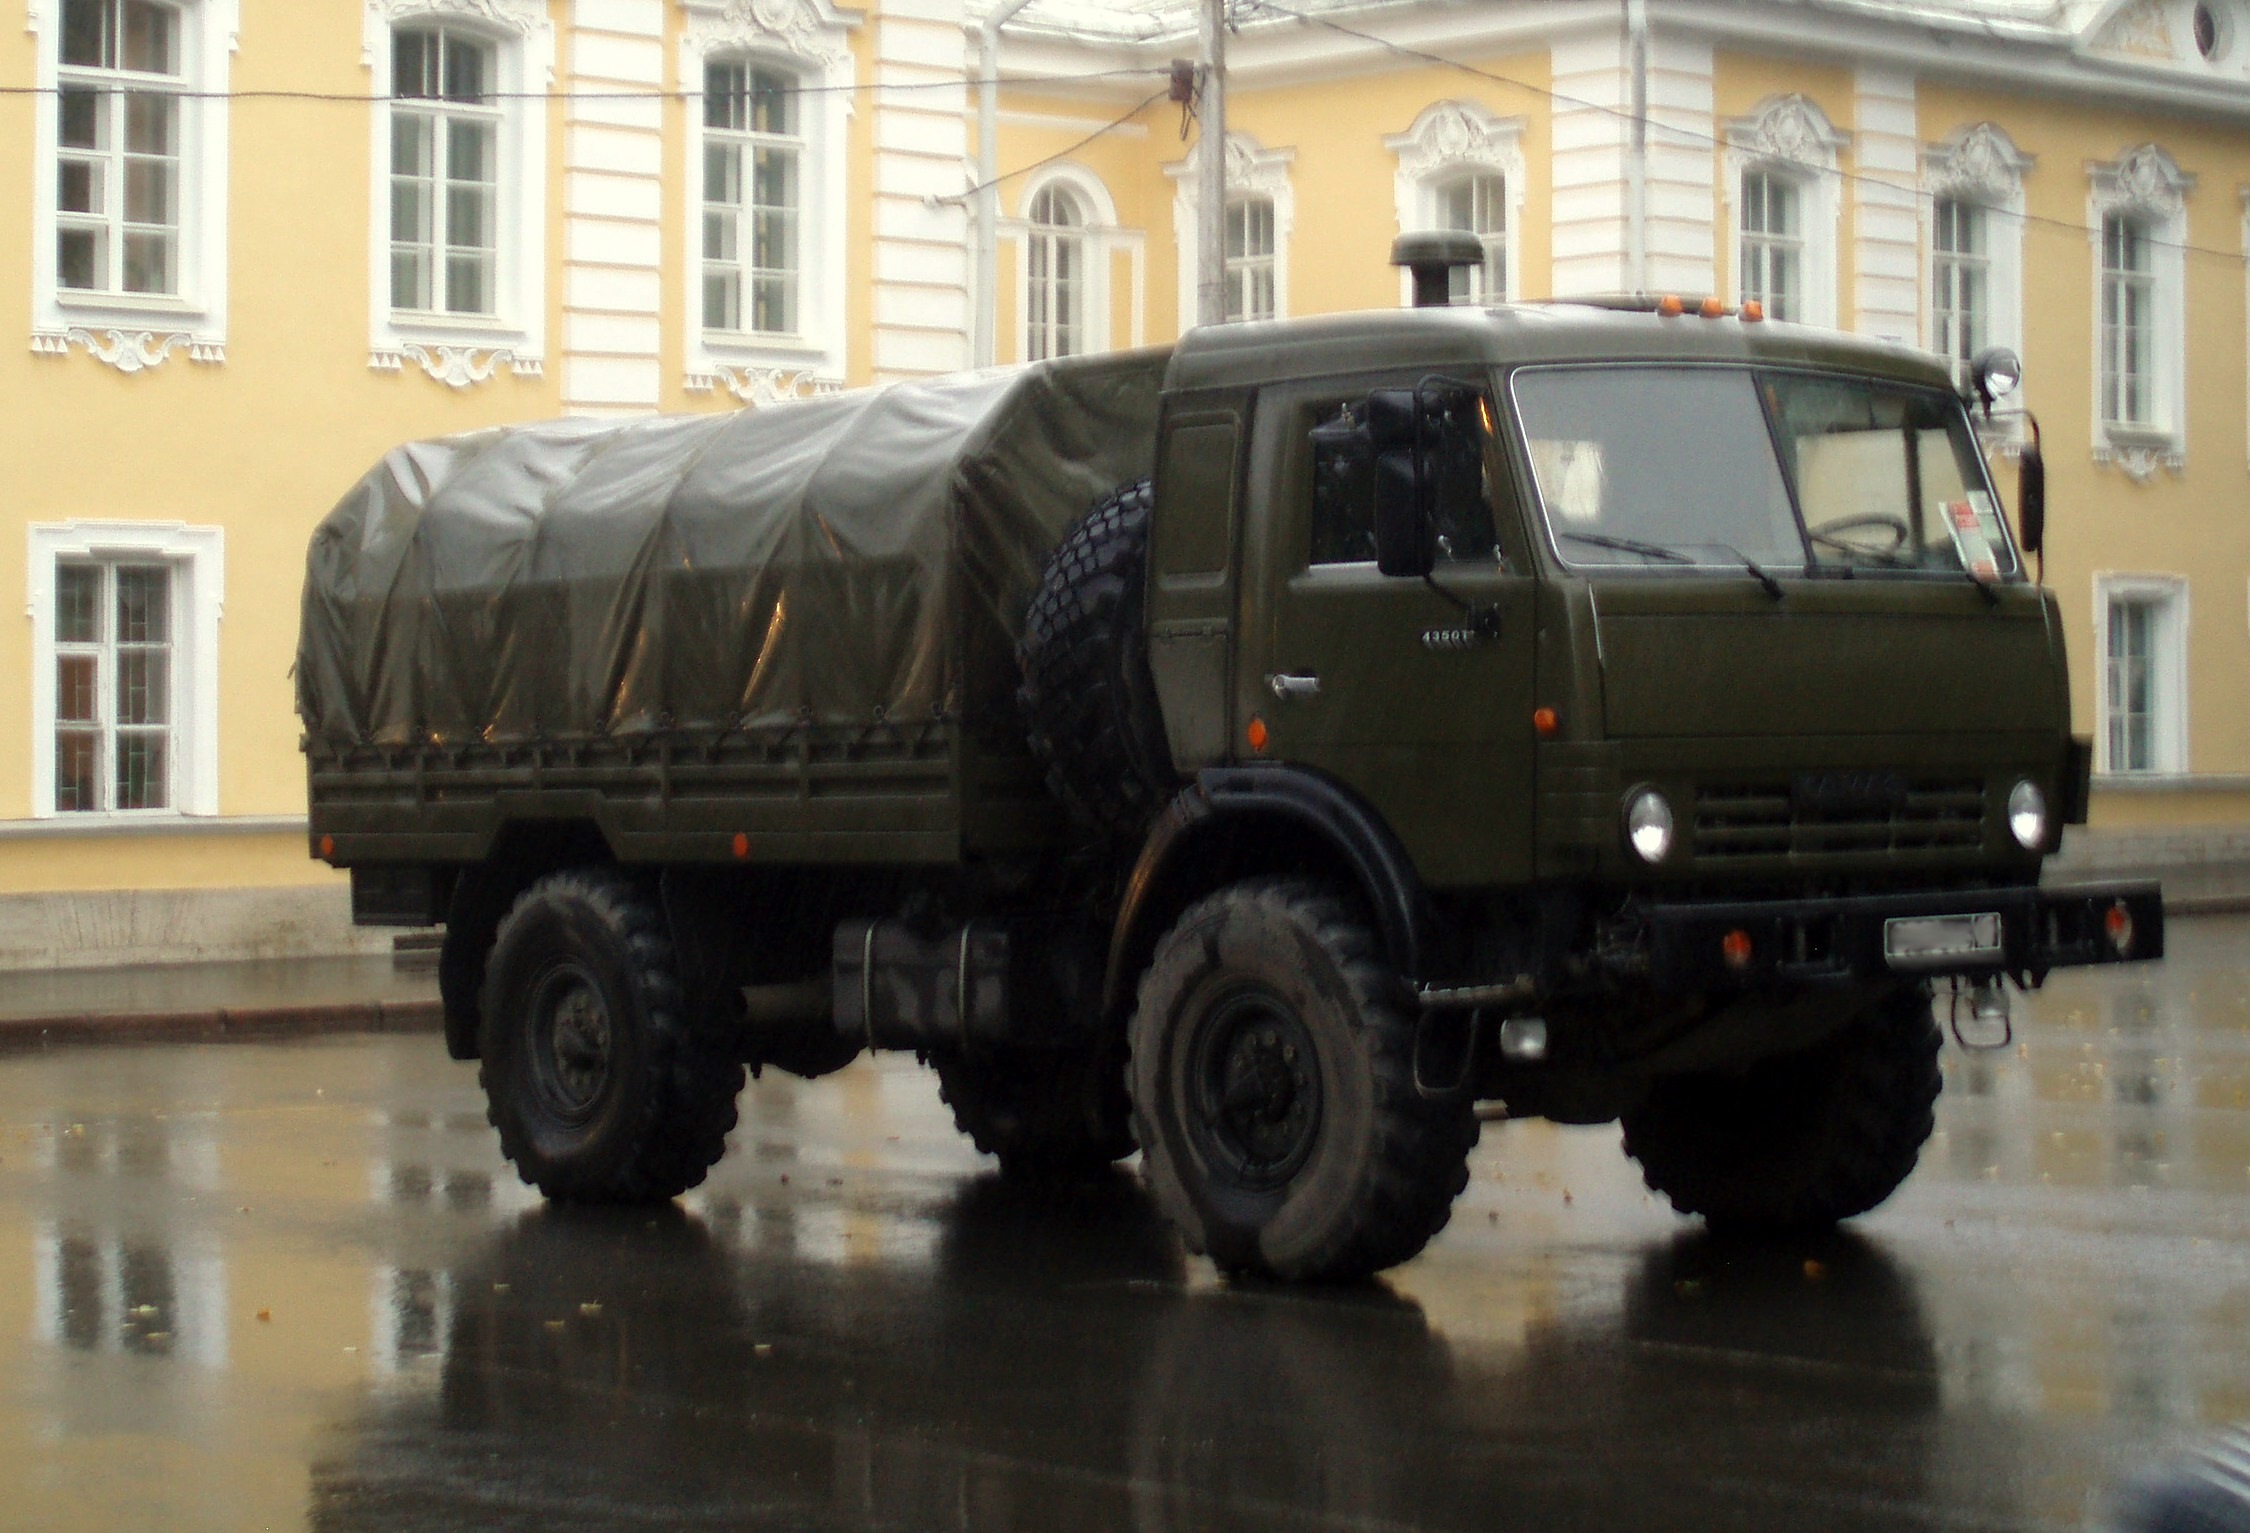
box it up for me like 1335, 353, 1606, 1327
1306, 389, 1499, 566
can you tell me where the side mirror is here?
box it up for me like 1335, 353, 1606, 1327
1373, 448, 1435, 577
2016, 419, 2045, 556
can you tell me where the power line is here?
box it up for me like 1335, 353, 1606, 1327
1248, 0, 2249, 267
0, 65, 1168, 105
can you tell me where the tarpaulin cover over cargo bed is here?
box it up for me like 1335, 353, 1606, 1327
297, 351, 1166, 748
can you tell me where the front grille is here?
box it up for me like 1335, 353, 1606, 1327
1691, 776, 1986, 862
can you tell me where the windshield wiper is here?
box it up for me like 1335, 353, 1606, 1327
1687, 542, 1786, 601
1558, 531, 1693, 564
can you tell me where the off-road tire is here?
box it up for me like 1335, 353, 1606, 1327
1017, 479, 1175, 837
934, 1042, 1135, 1178
1620, 982, 1942, 1230
1129, 879, 1480, 1282
478, 870, 745, 1203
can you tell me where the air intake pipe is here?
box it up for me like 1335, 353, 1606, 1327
1391, 230, 1485, 308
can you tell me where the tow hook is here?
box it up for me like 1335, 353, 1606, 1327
1944, 975, 2013, 1051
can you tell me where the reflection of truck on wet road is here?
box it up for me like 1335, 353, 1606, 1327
299, 276, 2162, 1282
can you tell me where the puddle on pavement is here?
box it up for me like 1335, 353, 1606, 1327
0, 920, 2241, 1529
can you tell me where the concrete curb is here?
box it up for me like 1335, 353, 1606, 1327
0, 999, 443, 1053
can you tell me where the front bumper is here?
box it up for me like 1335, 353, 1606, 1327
1639, 881, 2163, 990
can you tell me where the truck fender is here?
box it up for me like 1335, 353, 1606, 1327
1102, 766, 1432, 1019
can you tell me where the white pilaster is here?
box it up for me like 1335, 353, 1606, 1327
563, 0, 666, 416
1853, 67, 1921, 344
873, 0, 969, 381
1643, 32, 1715, 296
1549, 30, 1630, 297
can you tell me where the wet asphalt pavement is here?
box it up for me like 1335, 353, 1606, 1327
1, 921, 2246, 1532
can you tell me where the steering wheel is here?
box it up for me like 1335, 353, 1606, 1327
1807, 513, 1912, 554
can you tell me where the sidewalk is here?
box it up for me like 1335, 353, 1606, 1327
0, 953, 439, 1051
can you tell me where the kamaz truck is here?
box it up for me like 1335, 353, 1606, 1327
299, 278, 2161, 1282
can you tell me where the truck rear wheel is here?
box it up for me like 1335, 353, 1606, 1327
1017, 479, 1175, 836
1620, 982, 1941, 1230
1128, 879, 1479, 1282
934, 1042, 1135, 1178
478, 870, 744, 1203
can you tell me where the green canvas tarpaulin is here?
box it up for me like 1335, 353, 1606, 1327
298, 349, 1167, 748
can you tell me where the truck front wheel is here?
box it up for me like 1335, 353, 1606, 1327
1129, 880, 1479, 1282
478, 870, 744, 1203
1620, 982, 1942, 1230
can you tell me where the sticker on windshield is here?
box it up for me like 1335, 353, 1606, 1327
1938, 493, 2003, 583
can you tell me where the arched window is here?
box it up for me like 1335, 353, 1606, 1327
1025, 183, 1088, 359
1433, 172, 1506, 303
390, 25, 501, 316
702, 58, 802, 337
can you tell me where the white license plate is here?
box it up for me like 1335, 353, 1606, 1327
1883, 912, 2004, 968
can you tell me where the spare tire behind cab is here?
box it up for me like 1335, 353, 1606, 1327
1017, 479, 1177, 836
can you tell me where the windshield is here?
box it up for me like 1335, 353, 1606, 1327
1510, 365, 2017, 580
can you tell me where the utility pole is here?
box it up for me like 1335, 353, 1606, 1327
1196, 0, 1227, 325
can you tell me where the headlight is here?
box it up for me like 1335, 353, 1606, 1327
1624, 788, 1674, 864
2007, 779, 2048, 850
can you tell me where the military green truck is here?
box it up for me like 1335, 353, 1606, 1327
299, 282, 2162, 1282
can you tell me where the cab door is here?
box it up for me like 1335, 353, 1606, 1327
1234, 376, 1538, 887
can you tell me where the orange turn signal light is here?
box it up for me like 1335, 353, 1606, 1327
1533, 707, 1559, 738
1247, 716, 1270, 754
1740, 299, 1765, 322
2104, 900, 2134, 956
1656, 294, 1684, 317
318, 834, 336, 861
731, 832, 750, 860
1722, 929, 1754, 970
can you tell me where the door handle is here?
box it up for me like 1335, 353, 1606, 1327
1267, 673, 1321, 700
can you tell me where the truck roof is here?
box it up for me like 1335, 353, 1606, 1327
1165, 302, 1958, 395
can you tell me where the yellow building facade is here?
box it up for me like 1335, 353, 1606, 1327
3, 0, 2247, 964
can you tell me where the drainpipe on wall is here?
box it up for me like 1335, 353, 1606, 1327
974, 0, 1038, 369
1626, 0, 1649, 294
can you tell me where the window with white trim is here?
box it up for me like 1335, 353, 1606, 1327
390, 26, 499, 318
1225, 197, 1276, 323
678, 0, 856, 402
29, 522, 222, 819
1025, 183, 1088, 360
2101, 214, 2155, 427
1385, 101, 1525, 310
1930, 198, 1989, 364
702, 58, 801, 338
31, 0, 233, 368
1433, 173, 1506, 304
1739, 169, 1803, 321
2085, 145, 2191, 475
1923, 124, 2032, 379
2095, 575, 2188, 775
365, 0, 549, 383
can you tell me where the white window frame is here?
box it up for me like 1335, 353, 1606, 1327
1922, 123, 2031, 372
2093, 572, 2189, 777
1385, 99, 1526, 308
1722, 96, 1843, 328
2086, 144, 2192, 479
1168, 131, 1294, 326
1008, 164, 1120, 363
679, 0, 857, 403
364, 0, 551, 388
27, 520, 222, 820
28, 0, 235, 371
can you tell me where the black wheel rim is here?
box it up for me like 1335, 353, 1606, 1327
1186, 983, 1322, 1191
528, 963, 612, 1124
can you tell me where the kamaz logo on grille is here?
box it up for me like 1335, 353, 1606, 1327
1791, 770, 1911, 817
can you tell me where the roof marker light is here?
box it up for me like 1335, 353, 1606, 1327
1699, 296, 1726, 318
1657, 295, 1684, 317
1740, 300, 1765, 322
